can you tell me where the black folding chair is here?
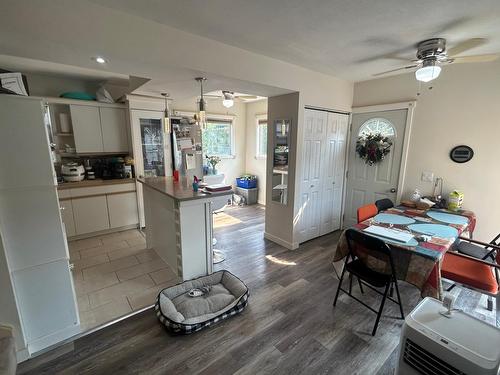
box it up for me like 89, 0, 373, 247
375, 198, 394, 212
333, 229, 404, 336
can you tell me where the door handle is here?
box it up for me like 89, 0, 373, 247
390, 188, 397, 193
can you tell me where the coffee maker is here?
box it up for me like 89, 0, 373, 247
111, 157, 126, 179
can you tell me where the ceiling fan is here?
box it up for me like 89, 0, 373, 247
204, 91, 260, 108
373, 38, 498, 82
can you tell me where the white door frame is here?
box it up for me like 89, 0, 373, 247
346, 101, 416, 209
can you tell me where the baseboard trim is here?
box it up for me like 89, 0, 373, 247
67, 224, 139, 241
264, 232, 298, 250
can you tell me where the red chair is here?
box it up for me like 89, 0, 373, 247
357, 204, 378, 223
441, 242, 500, 311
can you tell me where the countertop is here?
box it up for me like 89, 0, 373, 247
138, 176, 232, 202
57, 178, 135, 190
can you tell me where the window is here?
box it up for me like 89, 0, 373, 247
256, 117, 267, 158
359, 117, 396, 138
202, 118, 234, 157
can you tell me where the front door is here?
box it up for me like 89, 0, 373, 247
344, 109, 408, 228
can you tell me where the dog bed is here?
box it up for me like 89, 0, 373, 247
155, 270, 249, 334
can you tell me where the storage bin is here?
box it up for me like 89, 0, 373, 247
236, 177, 257, 189
235, 187, 258, 205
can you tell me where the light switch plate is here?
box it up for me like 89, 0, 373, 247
421, 171, 434, 182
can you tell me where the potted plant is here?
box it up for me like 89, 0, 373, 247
206, 155, 221, 175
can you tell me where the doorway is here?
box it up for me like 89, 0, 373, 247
343, 104, 413, 228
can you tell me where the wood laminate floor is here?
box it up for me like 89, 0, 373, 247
18, 205, 494, 374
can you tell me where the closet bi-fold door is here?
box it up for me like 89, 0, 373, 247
319, 112, 348, 236
298, 109, 327, 243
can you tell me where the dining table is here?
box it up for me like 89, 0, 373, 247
333, 205, 476, 299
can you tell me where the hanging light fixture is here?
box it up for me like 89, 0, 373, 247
222, 91, 234, 108
195, 77, 207, 129
415, 59, 441, 83
161, 92, 171, 133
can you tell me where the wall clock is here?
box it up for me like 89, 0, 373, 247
450, 145, 474, 163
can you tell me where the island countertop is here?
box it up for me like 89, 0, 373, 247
138, 176, 232, 202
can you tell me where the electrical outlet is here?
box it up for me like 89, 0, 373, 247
421, 171, 434, 182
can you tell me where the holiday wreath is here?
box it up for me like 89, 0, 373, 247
355, 133, 393, 166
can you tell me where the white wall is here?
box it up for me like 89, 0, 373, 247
354, 60, 500, 240
245, 100, 268, 204
172, 98, 247, 187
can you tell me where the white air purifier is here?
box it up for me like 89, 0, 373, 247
396, 297, 500, 375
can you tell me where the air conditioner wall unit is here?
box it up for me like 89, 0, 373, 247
396, 297, 500, 375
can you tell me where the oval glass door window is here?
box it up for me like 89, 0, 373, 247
359, 118, 396, 138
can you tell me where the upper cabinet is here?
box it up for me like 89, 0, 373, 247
100, 107, 128, 153
70, 105, 103, 153
70, 104, 128, 153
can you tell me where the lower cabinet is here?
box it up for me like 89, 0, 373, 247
107, 192, 139, 228
60, 186, 139, 238
72, 195, 110, 235
59, 200, 76, 237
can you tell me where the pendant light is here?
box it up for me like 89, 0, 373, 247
222, 91, 234, 108
161, 92, 171, 133
195, 77, 207, 129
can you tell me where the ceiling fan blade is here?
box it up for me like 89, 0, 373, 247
447, 38, 487, 57
449, 54, 499, 64
372, 64, 418, 77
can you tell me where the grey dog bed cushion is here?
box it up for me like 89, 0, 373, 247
157, 270, 248, 327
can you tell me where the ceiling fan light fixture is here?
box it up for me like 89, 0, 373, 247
415, 60, 441, 82
222, 91, 234, 108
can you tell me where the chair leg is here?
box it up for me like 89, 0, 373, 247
389, 283, 394, 298
349, 274, 353, 294
487, 296, 494, 311
372, 283, 390, 336
393, 279, 405, 319
357, 277, 364, 294
333, 267, 347, 307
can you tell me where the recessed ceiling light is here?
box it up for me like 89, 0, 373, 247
93, 56, 107, 64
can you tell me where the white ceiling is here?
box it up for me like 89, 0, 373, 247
90, 0, 500, 81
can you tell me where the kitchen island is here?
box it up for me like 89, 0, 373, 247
138, 177, 232, 280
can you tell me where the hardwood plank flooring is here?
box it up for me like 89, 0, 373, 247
16, 204, 445, 374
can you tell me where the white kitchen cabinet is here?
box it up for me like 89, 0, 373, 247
107, 192, 139, 228
11, 260, 79, 353
72, 195, 110, 234
59, 200, 76, 237
100, 107, 128, 153
70, 105, 103, 153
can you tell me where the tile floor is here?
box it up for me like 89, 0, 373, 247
69, 229, 179, 331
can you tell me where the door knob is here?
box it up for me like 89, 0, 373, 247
390, 188, 397, 193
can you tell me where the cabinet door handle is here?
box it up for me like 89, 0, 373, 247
310, 184, 314, 188
60, 206, 65, 211
390, 188, 397, 193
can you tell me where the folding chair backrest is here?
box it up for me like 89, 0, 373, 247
375, 198, 394, 212
345, 228, 395, 275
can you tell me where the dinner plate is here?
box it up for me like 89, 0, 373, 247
407, 223, 458, 239
426, 211, 469, 225
373, 213, 416, 225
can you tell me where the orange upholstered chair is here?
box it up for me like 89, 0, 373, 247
357, 204, 378, 223
441, 242, 500, 310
